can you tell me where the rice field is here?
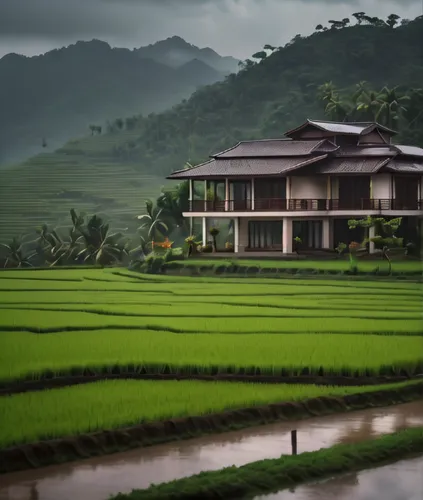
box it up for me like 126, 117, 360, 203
0, 267, 422, 453
0, 268, 422, 383
0, 379, 419, 449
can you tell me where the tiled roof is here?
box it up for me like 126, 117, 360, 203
315, 157, 391, 174
335, 146, 397, 157
285, 119, 397, 137
384, 160, 423, 173
167, 155, 327, 179
393, 145, 423, 158
212, 139, 338, 158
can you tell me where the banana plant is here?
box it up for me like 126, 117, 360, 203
0, 238, 37, 268
76, 214, 128, 266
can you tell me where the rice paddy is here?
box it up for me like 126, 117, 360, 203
0, 267, 422, 453
0, 379, 419, 449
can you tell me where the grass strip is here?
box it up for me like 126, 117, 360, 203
110, 427, 423, 500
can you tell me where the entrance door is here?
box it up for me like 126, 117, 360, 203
395, 177, 418, 210
338, 176, 370, 210
248, 220, 282, 250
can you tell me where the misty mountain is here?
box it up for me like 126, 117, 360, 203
136, 36, 239, 74
0, 38, 230, 165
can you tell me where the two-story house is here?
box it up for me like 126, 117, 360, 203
168, 120, 423, 254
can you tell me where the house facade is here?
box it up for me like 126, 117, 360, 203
168, 120, 423, 254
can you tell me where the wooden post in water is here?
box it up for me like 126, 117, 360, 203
291, 430, 297, 455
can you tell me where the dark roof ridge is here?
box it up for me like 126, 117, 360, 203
169, 158, 214, 176
285, 119, 397, 137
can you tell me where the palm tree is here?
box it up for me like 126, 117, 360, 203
375, 86, 410, 128
356, 89, 383, 121
137, 199, 168, 241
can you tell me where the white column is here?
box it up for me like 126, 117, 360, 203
189, 179, 193, 233
286, 176, 291, 210
282, 217, 293, 254
202, 217, 207, 246
225, 178, 229, 212
369, 224, 376, 254
234, 217, 240, 253
251, 178, 255, 211
322, 218, 331, 249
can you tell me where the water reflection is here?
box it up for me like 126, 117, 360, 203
0, 401, 422, 500
257, 455, 423, 500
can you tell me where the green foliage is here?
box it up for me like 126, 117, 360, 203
318, 81, 422, 138
335, 242, 347, 257
0, 210, 128, 269
348, 216, 405, 274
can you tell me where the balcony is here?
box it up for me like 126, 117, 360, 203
188, 199, 423, 212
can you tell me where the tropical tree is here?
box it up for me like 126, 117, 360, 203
156, 182, 190, 237
0, 238, 36, 268
137, 200, 168, 241
76, 214, 128, 266
375, 86, 411, 128
348, 216, 404, 274
386, 14, 401, 28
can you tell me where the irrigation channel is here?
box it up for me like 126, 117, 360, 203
0, 401, 422, 500
256, 455, 423, 500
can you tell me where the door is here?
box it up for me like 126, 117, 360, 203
395, 177, 418, 210
248, 220, 283, 250
338, 176, 370, 210
254, 179, 286, 210
229, 181, 251, 210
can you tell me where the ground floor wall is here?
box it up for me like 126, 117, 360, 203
193, 215, 422, 255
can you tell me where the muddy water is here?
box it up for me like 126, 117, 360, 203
0, 401, 422, 500
256, 455, 423, 500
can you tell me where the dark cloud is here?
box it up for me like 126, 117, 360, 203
0, 0, 421, 59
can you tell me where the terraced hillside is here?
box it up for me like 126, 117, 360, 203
0, 152, 165, 241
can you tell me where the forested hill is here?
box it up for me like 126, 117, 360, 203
56, 14, 423, 176
0, 38, 229, 165
0, 13, 422, 244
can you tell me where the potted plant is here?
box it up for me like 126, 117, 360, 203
335, 242, 347, 259
293, 236, 302, 254
209, 227, 220, 252
225, 242, 234, 252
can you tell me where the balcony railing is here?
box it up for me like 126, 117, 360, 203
189, 199, 423, 212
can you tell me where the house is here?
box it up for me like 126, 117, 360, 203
167, 119, 423, 254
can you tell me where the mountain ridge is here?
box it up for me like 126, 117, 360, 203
0, 37, 235, 165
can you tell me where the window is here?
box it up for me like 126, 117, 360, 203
248, 220, 282, 249
293, 221, 323, 249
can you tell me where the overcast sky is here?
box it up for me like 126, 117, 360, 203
0, 0, 421, 60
